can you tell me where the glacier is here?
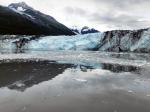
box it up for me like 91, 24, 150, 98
96, 28, 150, 53
1, 28, 150, 53
25, 33, 102, 51
24, 28, 150, 53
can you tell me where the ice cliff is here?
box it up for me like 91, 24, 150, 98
1, 28, 150, 53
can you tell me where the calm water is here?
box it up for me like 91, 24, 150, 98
0, 51, 150, 112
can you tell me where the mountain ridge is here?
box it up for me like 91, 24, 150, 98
0, 2, 75, 35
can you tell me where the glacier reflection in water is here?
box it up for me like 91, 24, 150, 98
0, 51, 150, 112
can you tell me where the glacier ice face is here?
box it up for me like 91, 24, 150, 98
0, 33, 101, 52
0, 39, 15, 49
96, 28, 150, 53
1, 28, 150, 53
131, 29, 150, 51
26, 33, 102, 50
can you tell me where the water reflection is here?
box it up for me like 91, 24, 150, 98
0, 61, 74, 91
101, 63, 140, 73
0, 59, 142, 92
0, 59, 150, 112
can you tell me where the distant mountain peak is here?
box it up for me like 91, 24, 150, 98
14, 2, 28, 6
71, 26, 100, 34
8, 2, 33, 11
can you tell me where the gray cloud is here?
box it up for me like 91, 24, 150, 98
1, 0, 150, 31
64, 6, 150, 30
89, 13, 150, 28
64, 7, 88, 16
93, 0, 150, 9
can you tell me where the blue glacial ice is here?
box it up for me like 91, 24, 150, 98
26, 33, 101, 50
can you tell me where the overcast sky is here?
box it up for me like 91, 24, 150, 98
1, 0, 150, 31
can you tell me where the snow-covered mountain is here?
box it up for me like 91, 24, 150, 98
0, 2, 74, 35
71, 26, 100, 34
9, 2, 33, 11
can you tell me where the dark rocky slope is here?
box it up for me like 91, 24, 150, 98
0, 2, 75, 35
